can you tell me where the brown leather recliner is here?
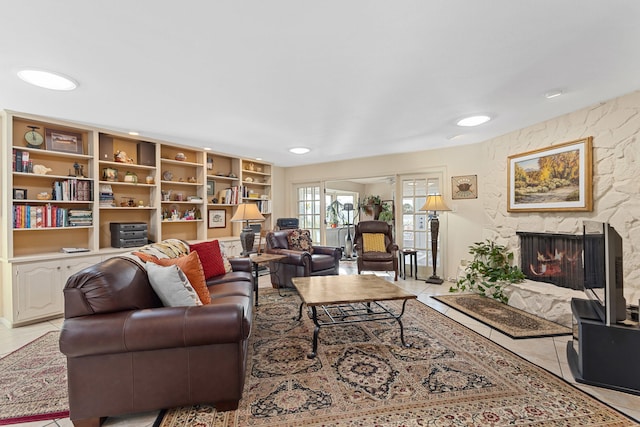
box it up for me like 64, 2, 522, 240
265, 229, 342, 288
353, 220, 399, 281
59, 255, 254, 427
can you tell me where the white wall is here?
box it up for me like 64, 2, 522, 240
279, 90, 640, 302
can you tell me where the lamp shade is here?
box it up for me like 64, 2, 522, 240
230, 203, 265, 224
420, 195, 451, 212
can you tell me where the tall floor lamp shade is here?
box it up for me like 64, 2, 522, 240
231, 203, 265, 256
420, 195, 451, 284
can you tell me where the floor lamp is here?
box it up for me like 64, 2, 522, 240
420, 195, 451, 284
343, 203, 354, 259
231, 203, 265, 256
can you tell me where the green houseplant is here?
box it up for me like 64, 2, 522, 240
450, 239, 525, 303
360, 195, 382, 219
326, 200, 345, 227
378, 202, 393, 222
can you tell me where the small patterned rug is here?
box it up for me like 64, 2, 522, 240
155, 289, 633, 426
432, 293, 572, 339
0, 331, 68, 425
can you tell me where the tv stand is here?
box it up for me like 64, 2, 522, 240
567, 298, 640, 395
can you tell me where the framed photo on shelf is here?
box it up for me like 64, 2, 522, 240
208, 209, 226, 228
45, 129, 84, 154
451, 175, 478, 199
13, 188, 27, 200
207, 180, 215, 196
507, 137, 593, 212
102, 167, 118, 182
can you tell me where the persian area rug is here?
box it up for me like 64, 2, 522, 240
155, 289, 633, 427
0, 331, 68, 425
432, 293, 572, 339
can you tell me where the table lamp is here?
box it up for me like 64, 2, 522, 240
231, 203, 265, 256
420, 194, 451, 284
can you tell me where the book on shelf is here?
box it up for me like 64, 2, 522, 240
13, 204, 73, 228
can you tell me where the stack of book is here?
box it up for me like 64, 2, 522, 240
99, 184, 115, 207
68, 209, 93, 227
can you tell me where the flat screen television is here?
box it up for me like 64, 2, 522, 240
582, 221, 627, 325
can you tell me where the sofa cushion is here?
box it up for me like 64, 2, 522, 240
206, 271, 254, 286
146, 251, 211, 305
287, 229, 314, 253
146, 263, 203, 307
363, 233, 386, 252
190, 240, 227, 279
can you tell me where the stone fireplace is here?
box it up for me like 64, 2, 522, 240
517, 231, 583, 290
500, 232, 587, 327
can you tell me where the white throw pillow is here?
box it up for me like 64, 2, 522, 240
146, 262, 203, 307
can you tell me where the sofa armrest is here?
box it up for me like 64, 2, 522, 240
387, 243, 399, 253
266, 248, 311, 266
312, 245, 342, 259
60, 303, 248, 358
229, 257, 252, 273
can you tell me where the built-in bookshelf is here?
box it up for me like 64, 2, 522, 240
0, 110, 274, 327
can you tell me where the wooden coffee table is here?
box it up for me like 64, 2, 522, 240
292, 275, 417, 358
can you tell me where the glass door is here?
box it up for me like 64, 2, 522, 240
295, 185, 321, 243
401, 176, 442, 278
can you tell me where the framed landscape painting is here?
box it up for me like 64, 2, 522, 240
507, 137, 593, 212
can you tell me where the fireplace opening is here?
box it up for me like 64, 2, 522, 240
517, 232, 584, 290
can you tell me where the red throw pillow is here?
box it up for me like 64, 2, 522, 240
146, 251, 211, 305
190, 240, 227, 279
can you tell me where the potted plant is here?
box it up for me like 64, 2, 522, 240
449, 239, 525, 303
327, 200, 345, 228
378, 202, 393, 222
360, 194, 382, 219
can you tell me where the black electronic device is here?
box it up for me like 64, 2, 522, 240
110, 222, 148, 248
276, 218, 299, 230
582, 221, 627, 325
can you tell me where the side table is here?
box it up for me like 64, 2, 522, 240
249, 253, 287, 306
399, 249, 418, 279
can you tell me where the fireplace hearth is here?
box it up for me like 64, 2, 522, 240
517, 232, 584, 290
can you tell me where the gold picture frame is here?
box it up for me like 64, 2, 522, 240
451, 175, 478, 199
507, 137, 593, 212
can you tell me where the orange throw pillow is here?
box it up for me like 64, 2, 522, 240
146, 251, 211, 305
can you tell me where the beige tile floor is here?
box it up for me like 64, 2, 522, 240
1, 262, 638, 426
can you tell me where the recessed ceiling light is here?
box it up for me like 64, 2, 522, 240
289, 147, 310, 154
203, 147, 212, 151
128, 131, 139, 136
17, 69, 77, 91
545, 90, 564, 99
255, 157, 262, 160
456, 115, 491, 127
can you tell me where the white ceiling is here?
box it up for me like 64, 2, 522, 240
2, 1, 640, 167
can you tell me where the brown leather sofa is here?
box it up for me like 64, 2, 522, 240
59, 252, 254, 427
265, 229, 342, 288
